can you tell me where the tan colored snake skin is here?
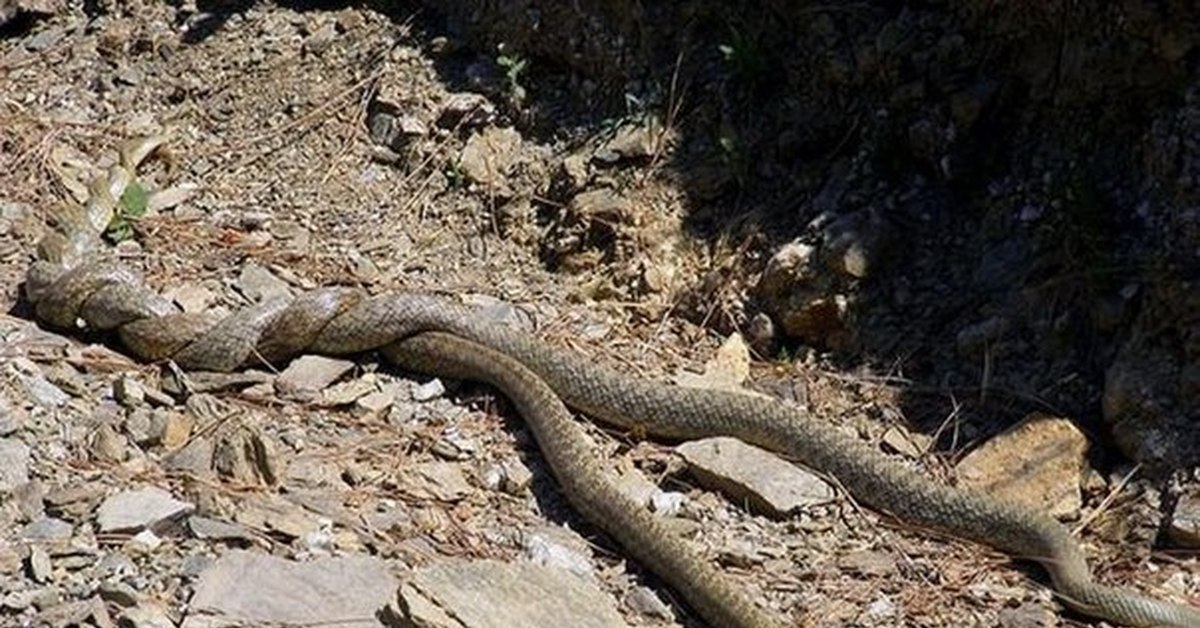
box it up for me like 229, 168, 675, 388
21, 137, 1200, 627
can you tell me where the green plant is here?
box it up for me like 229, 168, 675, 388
106, 180, 148, 242
496, 45, 528, 107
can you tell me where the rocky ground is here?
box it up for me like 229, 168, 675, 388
0, 1, 1198, 627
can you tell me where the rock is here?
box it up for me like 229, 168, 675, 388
149, 411, 192, 449
593, 124, 658, 163
406, 463, 471, 502
163, 283, 214, 313
97, 580, 140, 606
27, 545, 52, 583
353, 389, 395, 419
95, 487, 195, 533
956, 413, 1088, 519
19, 517, 73, 543
837, 550, 896, 578
320, 378, 377, 406
113, 376, 146, 407
520, 528, 594, 578
437, 92, 496, 129
12, 360, 69, 408
459, 126, 522, 194
754, 240, 850, 344
676, 437, 835, 518
164, 437, 214, 477
233, 494, 322, 540
187, 516, 255, 543
880, 425, 931, 458
0, 437, 31, 491
649, 491, 685, 517
673, 332, 752, 392
395, 560, 625, 628
276, 356, 356, 400
625, 586, 673, 621
90, 423, 128, 463
236, 263, 291, 303
119, 601, 175, 628
1168, 490, 1200, 548
411, 378, 445, 402
183, 551, 396, 628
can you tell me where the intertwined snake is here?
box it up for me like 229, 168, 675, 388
21, 136, 1200, 627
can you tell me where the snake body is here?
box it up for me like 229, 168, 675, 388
20, 137, 1200, 627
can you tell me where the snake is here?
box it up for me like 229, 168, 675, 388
20, 136, 1200, 627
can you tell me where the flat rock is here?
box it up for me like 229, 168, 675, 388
957, 413, 1088, 519
96, 487, 195, 533
183, 551, 395, 628
1168, 490, 1200, 548
676, 436, 835, 518
236, 263, 291, 303
395, 560, 625, 628
0, 437, 31, 491
276, 355, 356, 399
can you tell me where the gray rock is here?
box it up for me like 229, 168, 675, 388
187, 516, 255, 543
19, 517, 72, 542
27, 545, 51, 583
13, 362, 68, 408
395, 560, 625, 628
182, 551, 396, 628
96, 487, 195, 533
236, 263, 291, 303
411, 378, 445, 402
1168, 491, 1200, 548
275, 355, 356, 399
437, 92, 496, 129
0, 438, 30, 491
119, 601, 176, 628
625, 586, 673, 621
676, 437, 835, 518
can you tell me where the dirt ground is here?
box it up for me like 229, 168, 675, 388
1, 2, 1197, 627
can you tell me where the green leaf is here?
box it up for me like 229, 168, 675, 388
119, 180, 148, 218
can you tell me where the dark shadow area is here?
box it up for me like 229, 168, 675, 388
391, 0, 1200, 471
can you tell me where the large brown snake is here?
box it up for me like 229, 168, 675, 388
20, 137, 1200, 627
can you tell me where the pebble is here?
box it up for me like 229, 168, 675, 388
276, 356, 356, 399
396, 560, 624, 628
95, 487, 195, 533
676, 436, 836, 518
411, 378, 446, 402
0, 438, 31, 491
1168, 490, 1200, 548
183, 551, 396, 627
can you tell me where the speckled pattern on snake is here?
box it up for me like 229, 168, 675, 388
21, 137, 1200, 627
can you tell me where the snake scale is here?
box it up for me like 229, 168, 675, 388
21, 137, 1200, 627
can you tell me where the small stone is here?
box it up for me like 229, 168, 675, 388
520, 528, 594, 578
13, 363, 68, 408
957, 413, 1088, 520
437, 92, 495, 128
1168, 491, 1200, 548
459, 126, 522, 194
91, 424, 128, 463
880, 425, 930, 458
499, 459, 533, 495
0, 438, 31, 491
113, 376, 146, 407
354, 389, 395, 419
593, 124, 656, 163
128, 529, 162, 553
411, 379, 445, 402
97, 581, 140, 606
625, 586, 674, 621
276, 356, 356, 400
320, 378, 376, 406
407, 463, 471, 502
187, 516, 255, 543
676, 437, 836, 518
27, 546, 52, 583
185, 551, 396, 627
650, 491, 686, 517
119, 601, 175, 628
150, 412, 193, 450
163, 283, 214, 313
237, 263, 291, 303
19, 517, 73, 543
96, 487, 195, 533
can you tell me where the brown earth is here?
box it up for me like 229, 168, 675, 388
0, 1, 1197, 627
